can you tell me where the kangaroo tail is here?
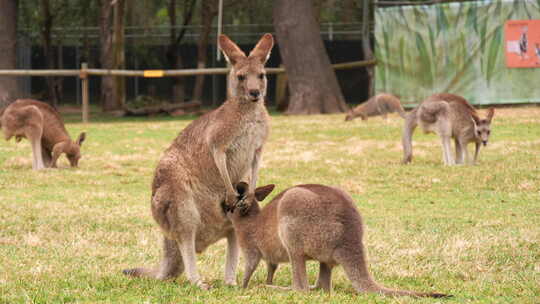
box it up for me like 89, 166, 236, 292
402, 108, 418, 164
374, 286, 451, 298
335, 246, 450, 299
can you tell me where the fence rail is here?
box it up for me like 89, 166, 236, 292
0, 59, 376, 123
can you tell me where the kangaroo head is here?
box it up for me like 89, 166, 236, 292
472, 108, 494, 146
229, 182, 275, 217
52, 132, 86, 167
219, 34, 274, 103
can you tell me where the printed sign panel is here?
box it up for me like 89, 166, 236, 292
375, 0, 540, 105
505, 20, 540, 68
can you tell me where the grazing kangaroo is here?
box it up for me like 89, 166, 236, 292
123, 34, 274, 289
0, 99, 86, 170
228, 182, 449, 298
345, 93, 406, 121
402, 93, 494, 165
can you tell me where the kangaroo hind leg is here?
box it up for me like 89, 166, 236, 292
23, 107, 45, 170
123, 236, 184, 280
312, 262, 333, 292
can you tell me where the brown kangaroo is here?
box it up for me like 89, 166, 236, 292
123, 34, 274, 289
228, 183, 449, 298
345, 93, 406, 121
402, 93, 494, 165
0, 99, 86, 170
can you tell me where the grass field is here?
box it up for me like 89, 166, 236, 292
1, 106, 539, 303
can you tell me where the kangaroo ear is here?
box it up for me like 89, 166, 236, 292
248, 33, 274, 64
76, 132, 86, 146
235, 182, 249, 196
218, 34, 246, 65
255, 184, 275, 202
486, 108, 495, 123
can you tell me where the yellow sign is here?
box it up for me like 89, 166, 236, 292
143, 70, 165, 78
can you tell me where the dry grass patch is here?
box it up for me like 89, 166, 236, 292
0, 106, 539, 303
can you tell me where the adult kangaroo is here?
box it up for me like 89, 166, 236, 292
123, 34, 274, 289
0, 99, 86, 169
228, 183, 449, 298
345, 93, 406, 122
402, 93, 494, 165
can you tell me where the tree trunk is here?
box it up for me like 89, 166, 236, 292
112, 0, 126, 109
167, 0, 196, 104
192, 0, 216, 103
0, 0, 19, 107
99, 0, 125, 112
362, 0, 374, 97
99, 0, 114, 111
40, 0, 62, 107
274, 0, 348, 114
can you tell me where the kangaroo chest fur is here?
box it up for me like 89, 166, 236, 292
226, 112, 268, 182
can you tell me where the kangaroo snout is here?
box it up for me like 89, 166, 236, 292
482, 140, 488, 146
248, 90, 260, 100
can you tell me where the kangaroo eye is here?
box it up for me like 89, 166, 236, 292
487, 130, 490, 135
237, 75, 246, 81
258, 73, 265, 79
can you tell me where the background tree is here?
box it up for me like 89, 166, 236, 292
38, 0, 64, 107
0, 0, 19, 107
99, 0, 126, 112
166, 0, 196, 103
191, 0, 217, 103
274, 0, 348, 114
362, 0, 374, 97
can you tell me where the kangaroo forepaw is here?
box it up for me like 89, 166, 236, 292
236, 197, 251, 216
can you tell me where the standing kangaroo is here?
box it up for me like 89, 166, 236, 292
345, 93, 406, 121
123, 34, 274, 289
228, 182, 448, 298
0, 99, 86, 170
402, 93, 494, 165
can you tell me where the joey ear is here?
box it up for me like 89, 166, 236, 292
255, 184, 275, 202
218, 34, 246, 65
486, 108, 495, 123
76, 132, 86, 146
248, 33, 274, 64
235, 182, 249, 196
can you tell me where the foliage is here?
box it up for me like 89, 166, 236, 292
1, 107, 539, 303
375, 0, 540, 106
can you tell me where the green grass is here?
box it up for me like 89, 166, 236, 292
1, 107, 539, 303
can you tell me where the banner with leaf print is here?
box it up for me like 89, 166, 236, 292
374, 0, 540, 106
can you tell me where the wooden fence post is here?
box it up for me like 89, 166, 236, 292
80, 63, 89, 123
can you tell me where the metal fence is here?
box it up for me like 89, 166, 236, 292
14, 23, 373, 106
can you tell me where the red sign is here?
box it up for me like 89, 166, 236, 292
505, 20, 540, 68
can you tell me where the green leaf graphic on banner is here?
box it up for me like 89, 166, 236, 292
479, 15, 488, 73
494, 0, 502, 18
415, 32, 432, 88
436, 5, 449, 36
428, 26, 437, 59
381, 23, 390, 91
399, 36, 405, 82
455, 2, 465, 26
523, 0, 532, 19
466, 2, 478, 33
486, 26, 502, 86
